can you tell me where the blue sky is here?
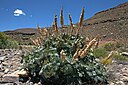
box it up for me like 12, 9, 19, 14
0, 0, 128, 31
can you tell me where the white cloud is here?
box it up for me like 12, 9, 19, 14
14, 9, 26, 16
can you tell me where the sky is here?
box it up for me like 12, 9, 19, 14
0, 0, 128, 31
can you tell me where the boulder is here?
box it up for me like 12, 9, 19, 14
2, 74, 19, 84
121, 52, 128, 57
0, 56, 6, 61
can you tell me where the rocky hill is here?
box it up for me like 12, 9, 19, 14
4, 28, 39, 45
82, 2, 128, 45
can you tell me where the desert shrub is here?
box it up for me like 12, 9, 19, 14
22, 33, 108, 84
93, 47, 108, 58
22, 8, 108, 85
113, 53, 128, 61
19, 41, 32, 45
0, 32, 18, 49
103, 42, 116, 51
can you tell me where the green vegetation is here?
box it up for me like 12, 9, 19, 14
93, 42, 128, 62
103, 42, 116, 51
93, 48, 108, 58
22, 8, 108, 85
22, 33, 108, 85
0, 32, 18, 49
19, 41, 32, 45
113, 53, 128, 61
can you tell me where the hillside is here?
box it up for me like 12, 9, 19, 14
82, 2, 128, 45
4, 28, 39, 45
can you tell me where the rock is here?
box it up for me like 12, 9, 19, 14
2, 62, 8, 66
122, 73, 128, 77
121, 52, 128, 56
0, 56, 6, 61
120, 76, 128, 82
0, 65, 5, 72
11, 70, 20, 74
121, 68, 128, 73
2, 74, 19, 84
0, 72, 4, 77
16, 52, 21, 55
34, 83, 38, 85
13, 69, 28, 76
38, 82, 42, 85
30, 82, 34, 85
95, 58, 100, 62
109, 82, 115, 85
118, 64, 123, 68
4, 69, 9, 74
116, 81, 125, 85
17, 67, 22, 70
114, 73, 121, 78
0, 64, 2, 69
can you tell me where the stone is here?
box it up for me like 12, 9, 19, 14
118, 64, 123, 68
116, 81, 125, 85
11, 70, 20, 74
95, 58, 100, 62
0, 65, 5, 72
114, 73, 121, 78
38, 82, 42, 85
0, 56, 6, 61
0, 72, 4, 77
122, 73, 128, 77
16, 52, 21, 55
4, 69, 9, 74
30, 82, 34, 85
120, 76, 128, 81
2, 62, 8, 66
121, 52, 128, 56
2, 74, 19, 84
13, 69, 28, 77
121, 68, 128, 73
34, 83, 38, 85
109, 82, 115, 85
0, 64, 2, 69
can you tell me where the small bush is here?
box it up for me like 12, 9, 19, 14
22, 8, 108, 85
22, 33, 108, 85
93, 48, 108, 58
103, 42, 116, 51
113, 53, 128, 61
0, 32, 18, 49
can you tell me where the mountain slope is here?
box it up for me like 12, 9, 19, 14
4, 28, 39, 45
82, 2, 128, 45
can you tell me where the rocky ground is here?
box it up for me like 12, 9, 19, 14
107, 60, 128, 85
0, 49, 128, 85
0, 49, 23, 85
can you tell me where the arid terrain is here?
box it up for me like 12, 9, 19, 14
0, 2, 128, 85
82, 2, 128, 46
0, 49, 128, 85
